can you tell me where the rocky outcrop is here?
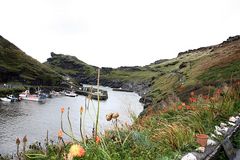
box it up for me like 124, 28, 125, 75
177, 35, 240, 57
150, 59, 169, 65
223, 35, 240, 44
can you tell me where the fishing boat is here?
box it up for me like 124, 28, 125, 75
75, 86, 108, 101
0, 97, 11, 102
90, 91, 108, 101
19, 90, 46, 102
0, 95, 19, 102
65, 91, 77, 97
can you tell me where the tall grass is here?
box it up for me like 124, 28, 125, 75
18, 82, 240, 159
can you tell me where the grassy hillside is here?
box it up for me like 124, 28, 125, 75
0, 35, 62, 85
145, 36, 240, 104
45, 36, 240, 103
45, 53, 158, 86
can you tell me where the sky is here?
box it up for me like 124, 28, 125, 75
0, 0, 240, 68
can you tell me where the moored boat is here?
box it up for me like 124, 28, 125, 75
0, 97, 11, 102
0, 95, 19, 102
65, 91, 77, 97
19, 90, 46, 102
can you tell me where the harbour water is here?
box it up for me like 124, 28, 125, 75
0, 86, 143, 154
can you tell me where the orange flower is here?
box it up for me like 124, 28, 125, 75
61, 107, 64, 113
58, 129, 63, 139
186, 105, 191, 110
96, 136, 101, 144
80, 106, 84, 113
68, 144, 85, 158
189, 97, 197, 103
178, 105, 182, 110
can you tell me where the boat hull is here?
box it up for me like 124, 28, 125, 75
0, 97, 12, 102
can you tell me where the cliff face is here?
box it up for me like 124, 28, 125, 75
0, 36, 62, 85
44, 52, 98, 85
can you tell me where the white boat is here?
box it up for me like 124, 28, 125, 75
0, 97, 12, 102
19, 90, 46, 102
0, 95, 18, 102
65, 91, 77, 97
50, 91, 61, 97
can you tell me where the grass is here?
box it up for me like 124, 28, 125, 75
9, 82, 238, 160
198, 60, 240, 83
0, 36, 62, 86
102, 70, 157, 82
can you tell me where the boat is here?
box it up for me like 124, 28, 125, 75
75, 87, 108, 101
65, 91, 77, 97
19, 90, 46, 102
0, 95, 19, 102
50, 91, 61, 97
89, 91, 108, 101
0, 97, 11, 102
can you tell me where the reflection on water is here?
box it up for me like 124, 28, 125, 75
0, 87, 143, 154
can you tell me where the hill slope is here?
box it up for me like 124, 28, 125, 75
145, 35, 240, 105
45, 36, 240, 107
45, 53, 157, 94
0, 35, 62, 85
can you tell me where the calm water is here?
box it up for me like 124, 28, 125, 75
0, 86, 143, 154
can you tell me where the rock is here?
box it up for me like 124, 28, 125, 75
179, 62, 189, 69
228, 122, 236, 126
181, 153, 197, 160
151, 59, 168, 65
220, 122, 227, 128
215, 125, 228, 134
196, 147, 205, 153
207, 139, 217, 146
139, 96, 153, 104
211, 133, 217, 139
221, 127, 229, 133
223, 35, 240, 44
214, 130, 223, 136
229, 116, 237, 123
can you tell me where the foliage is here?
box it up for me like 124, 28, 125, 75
0, 36, 62, 85
17, 83, 240, 160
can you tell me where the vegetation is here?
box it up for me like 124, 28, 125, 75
1, 35, 240, 159
44, 52, 97, 78
0, 86, 25, 97
0, 36, 62, 86
8, 82, 239, 160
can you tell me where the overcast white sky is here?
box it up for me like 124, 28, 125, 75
0, 0, 240, 67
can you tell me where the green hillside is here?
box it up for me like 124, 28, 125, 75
45, 36, 240, 106
145, 35, 240, 104
0, 35, 62, 85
